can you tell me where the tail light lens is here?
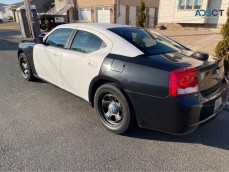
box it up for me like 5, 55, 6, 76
169, 67, 199, 96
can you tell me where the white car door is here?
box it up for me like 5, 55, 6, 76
61, 27, 112, 101
33, 28, 74, 88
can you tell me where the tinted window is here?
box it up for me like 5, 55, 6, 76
194, 0, 202, 9
186, 0, 193, 9
70, 30, 105, 53
179, 0, 186, 9
109, 27, 187, 55
179, 0, 202, 10
46, 28, 73, 48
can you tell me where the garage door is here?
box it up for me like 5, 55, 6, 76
79, 8, 91, 21
96, 7, 110, 23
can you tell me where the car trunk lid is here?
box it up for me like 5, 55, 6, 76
161, 50, 225, 95
197, 59, 224, 95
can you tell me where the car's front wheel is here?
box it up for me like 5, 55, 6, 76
19, 53, 34, 81
94, 83, 134, 134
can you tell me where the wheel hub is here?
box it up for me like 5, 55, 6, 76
21, 58, 29, 76
101, 94, 123, 124
108, 102, 119, 114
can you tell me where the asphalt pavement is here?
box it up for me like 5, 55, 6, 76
0, 40, 229, 171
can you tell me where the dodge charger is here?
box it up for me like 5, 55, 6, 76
18, 23, 228, 135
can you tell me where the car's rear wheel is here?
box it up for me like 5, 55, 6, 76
94, 83, 133, 134
19, 53, 34, 81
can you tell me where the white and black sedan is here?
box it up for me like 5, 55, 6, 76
18, 23, 228, 135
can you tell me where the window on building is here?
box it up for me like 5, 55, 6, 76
186, 0, 193, 9
179, 0, 186, 9
179, 0, 202, 10
194, 0, 202, 9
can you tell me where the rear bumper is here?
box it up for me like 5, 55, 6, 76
126, 77, 229, 135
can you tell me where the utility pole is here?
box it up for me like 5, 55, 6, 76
75, 0, 78, 21
24, 0, 35, 39
70, 0, 78, 22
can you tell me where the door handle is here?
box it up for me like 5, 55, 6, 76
88, 61, 97, 68
54, 52, 61, 56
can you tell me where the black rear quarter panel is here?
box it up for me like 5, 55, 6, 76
100, 54, 189, 98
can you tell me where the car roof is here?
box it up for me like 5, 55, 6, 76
58, 23, 133, 30
53, 23, 144, 57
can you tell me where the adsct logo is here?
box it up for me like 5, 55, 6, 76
195, 9, 224, 17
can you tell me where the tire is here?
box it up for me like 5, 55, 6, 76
94, 83, 134, 134
18, 53, 34, 81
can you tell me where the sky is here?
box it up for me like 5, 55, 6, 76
0, 0, 23, 4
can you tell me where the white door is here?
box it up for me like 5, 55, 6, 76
61, 27, 112, 101
79, 7, 91, 21
96, 7, 110, 23
33, 28, 74, 88
129, 6, 136, 26
149, 8, 156, 28
117, 5, 126, 24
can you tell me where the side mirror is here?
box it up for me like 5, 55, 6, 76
37, 33, 46, 44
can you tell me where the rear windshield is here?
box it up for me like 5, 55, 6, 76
108, 27, 187, 55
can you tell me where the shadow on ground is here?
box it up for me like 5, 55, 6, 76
125, 111, 229, 151
0, 29, 21, 39
0, 41, 18, 51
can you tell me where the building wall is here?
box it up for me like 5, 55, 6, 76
158, 0, 228, 25
55, 0, 115, 8
54, 0, 160, 25
77, 0, 116, 6
55, 0, 116, 22
77, 0, 116, 23
120, 0, 159, 8
207, 0, 228, 24
31, 0, 54, 13
158, 0, 208, 24
54, 0, 63, 10
218, 0, 229, 24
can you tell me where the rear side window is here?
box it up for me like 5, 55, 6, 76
46, 28, 73, 48
108, 27, 185, 55
70, 30, 105, 53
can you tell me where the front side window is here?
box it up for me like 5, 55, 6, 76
70, 30, 105, 53
109, 27, 187, 55
46, 28, 73, 48
179, 0, 202, 10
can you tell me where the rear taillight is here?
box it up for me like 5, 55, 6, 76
169, 67, 199, 96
